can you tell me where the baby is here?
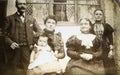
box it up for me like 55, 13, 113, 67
28, 34, 61, 74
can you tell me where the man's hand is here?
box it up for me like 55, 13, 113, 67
10, 42, 20, 50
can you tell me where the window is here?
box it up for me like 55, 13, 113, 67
26, 0, 100, 25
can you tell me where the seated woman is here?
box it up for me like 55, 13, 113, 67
65, 18, 105, 75
28, 34, 61, 75
28, 15, 65, 75
43, 15, 65, 60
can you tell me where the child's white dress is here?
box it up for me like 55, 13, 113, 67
28, 45, 61, 74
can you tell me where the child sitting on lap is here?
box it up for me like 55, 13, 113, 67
28, 34, 61, 75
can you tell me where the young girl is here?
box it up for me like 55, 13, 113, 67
28, 34, 61, 75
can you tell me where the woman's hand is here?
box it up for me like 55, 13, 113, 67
80, 53, 93, 61
108, 50, 114, 59
28, 64, 33, 69
110, 45, 114, 50
54, 51, 59, 58
108, 45, 114, 59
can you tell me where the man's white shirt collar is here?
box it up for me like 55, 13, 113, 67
17, 12, 25, 23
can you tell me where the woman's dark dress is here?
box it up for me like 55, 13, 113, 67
93, 23, 117, 75
65, 34, 105, 75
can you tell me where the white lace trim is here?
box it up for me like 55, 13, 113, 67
76, 33, 96, 49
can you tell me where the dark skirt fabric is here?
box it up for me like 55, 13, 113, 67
102, 41, 117, 75
65, 59, 105, 75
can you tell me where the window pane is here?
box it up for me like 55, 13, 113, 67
25, 0, 100, 25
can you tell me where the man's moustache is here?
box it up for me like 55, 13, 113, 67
20, 7, 26, 10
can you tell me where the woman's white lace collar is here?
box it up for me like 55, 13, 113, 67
76, 33, 96, 49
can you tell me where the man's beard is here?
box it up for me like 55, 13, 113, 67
18, 7, 26, 14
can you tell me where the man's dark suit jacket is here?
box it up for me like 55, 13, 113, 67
4, 12, 42, 46
3, 12, 42, 64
